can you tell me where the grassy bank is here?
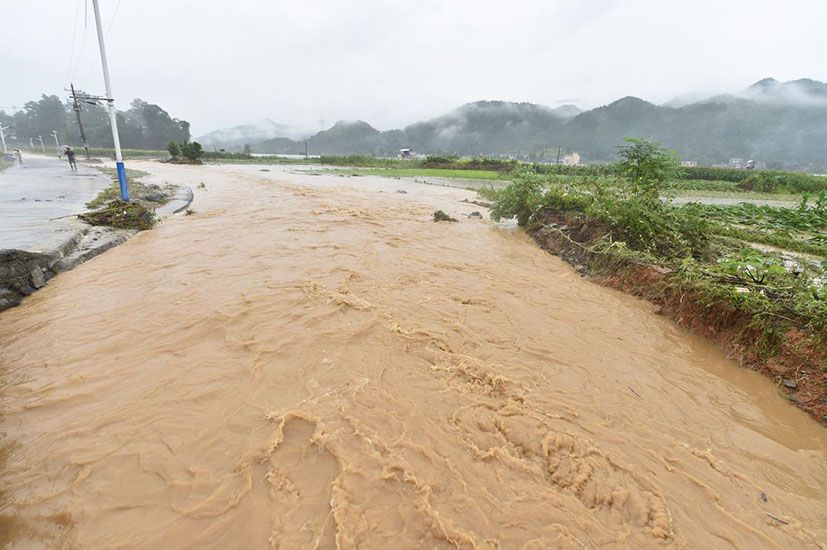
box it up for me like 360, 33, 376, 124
328, 167, 509, 181
85, 147, 169, 159
488, 162, 827, 423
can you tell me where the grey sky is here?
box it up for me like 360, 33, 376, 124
2, 0, 825, 136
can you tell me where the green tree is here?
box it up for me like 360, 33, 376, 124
180, 141, 203, 161
13, 95, 68, 142
167, 140, 180, 158
616, 137, 680, 195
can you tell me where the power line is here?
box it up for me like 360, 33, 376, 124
64, 0, 82, 86
78, 0, 124, 90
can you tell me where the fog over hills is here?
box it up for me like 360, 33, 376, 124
198, 79, 827, 169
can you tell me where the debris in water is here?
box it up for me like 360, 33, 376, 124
468, 211, 483, 219
461, 198, 493, 208
767, 513, 789, 525
396, 189, 408, 194
433, 210, 458, 222
79, 200, 154, 231
628, 386, 643, 399
760, 492, 768, 503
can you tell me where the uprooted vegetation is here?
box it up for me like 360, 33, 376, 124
82, 167, 175, 230
489, 138, 827, 423
87, 167, 172, 209
79, 200, 155, 230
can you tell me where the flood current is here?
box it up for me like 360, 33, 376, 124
1, 163, 825, 548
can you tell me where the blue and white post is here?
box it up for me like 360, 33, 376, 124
91, 0, 129, 201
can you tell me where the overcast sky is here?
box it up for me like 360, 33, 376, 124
2, 0, 826, 136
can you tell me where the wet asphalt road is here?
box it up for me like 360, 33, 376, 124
0, 155, 110, 252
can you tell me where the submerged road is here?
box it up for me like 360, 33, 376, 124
0, 163, 825, 548
0, 155, 110, 252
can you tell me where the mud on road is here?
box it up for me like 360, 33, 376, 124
1, 163, 826, 548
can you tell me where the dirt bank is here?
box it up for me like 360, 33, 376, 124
1, 163, 825, 548
528, 209, 827, 424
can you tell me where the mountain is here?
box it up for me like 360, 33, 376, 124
200, 78, 827, 170
197, 119, 314, 150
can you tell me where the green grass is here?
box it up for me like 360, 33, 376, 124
85, 147, 169, 159
87, 167, 153, 208
329, 168, 510, 181
204, 156, 305, 165
0, 160, 10, 172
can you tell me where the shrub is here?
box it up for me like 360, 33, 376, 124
167, 140, 180, 158
180, 141, 203, 161
489, 172, 546, 226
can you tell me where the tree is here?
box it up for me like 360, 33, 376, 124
243, 143, 252, 155
616, 137, 680, 195
13, 95, 68, 141
167, 140, 180, 158
180, 141, 203, 161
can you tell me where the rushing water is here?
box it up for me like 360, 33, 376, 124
1, 163, 826, 548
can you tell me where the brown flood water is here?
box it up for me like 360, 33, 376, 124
1, 163, 826, 549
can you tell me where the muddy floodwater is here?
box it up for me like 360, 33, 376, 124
1, 163, 826, 548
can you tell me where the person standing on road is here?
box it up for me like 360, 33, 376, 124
64, 146, 77, 172
13, 149, 22, 164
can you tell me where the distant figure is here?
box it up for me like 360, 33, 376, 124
13, 149, 22, 164
64, 146, 77, 171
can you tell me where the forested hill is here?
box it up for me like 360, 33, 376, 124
0, 94, 190, 150
210, 78, 827, 171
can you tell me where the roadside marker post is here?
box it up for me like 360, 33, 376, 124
38, 135, 45, 153
91, 0, 129, 201
51, 130, 60, 158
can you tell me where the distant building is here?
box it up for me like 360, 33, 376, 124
728, 158, 745, 169
398, 148, 413, 159
561, 152, 581, 166
681, 160, 698, 167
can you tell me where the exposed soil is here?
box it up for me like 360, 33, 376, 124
529, 208, 827, 424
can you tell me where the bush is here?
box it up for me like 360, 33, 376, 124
167, 140, 180, 158
489, 172, 546, 226
180, 141, 203, 161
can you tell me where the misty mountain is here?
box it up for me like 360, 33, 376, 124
197, 119, 314, 149
204, 78, 827, 169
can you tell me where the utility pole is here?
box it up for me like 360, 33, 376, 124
51, 130, 61, 158
0, 123, 7, 154
69, 83, 91, 160
91, 0, 128, 201
556, 145, 562, 165
304, 140, 308, 159
29, 137, 34, 150
38, 135, 46, 153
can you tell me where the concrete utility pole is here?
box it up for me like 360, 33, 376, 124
38, 135, 46, 153
51, 130, 61, 158
69, 84, 91, 160
29, 137, 34, 150
91, 0, 128, 201
0, 123, 7, 154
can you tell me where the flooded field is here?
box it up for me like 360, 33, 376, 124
1, 163, 826, 548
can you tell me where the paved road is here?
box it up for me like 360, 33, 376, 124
0, 155, 111, 252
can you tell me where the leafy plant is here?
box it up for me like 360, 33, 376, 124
180, 141, 204, 161
167, 140, 180, 158
616, 137, 680, 196
489, 172, 546, 226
